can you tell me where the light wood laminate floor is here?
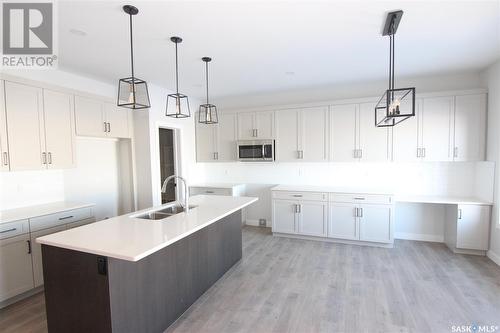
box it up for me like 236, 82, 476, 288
1, 226, 499, 333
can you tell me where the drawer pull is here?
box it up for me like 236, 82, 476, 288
59, 215, 74, 221
205, 191, 214, 194
354, 197, 365, 200
292, 194, 303, 197
0, 227, 17, 234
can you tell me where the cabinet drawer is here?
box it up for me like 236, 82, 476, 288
272, 191, 328, 202
66, 217, 96, 229
30, 207, 93, 232
190, 187, 233, 196
329, 193, 393, 205
0, 220, 29, 240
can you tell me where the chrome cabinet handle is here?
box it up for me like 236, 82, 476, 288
422, 148, 426, 158
292, 194, 303, 198
108, 122, 111, 133
353, 149, 358, 158
354, 208, 358, 217
359, 208, 363, 217
27, 240, 32, 254
458, 209, 462, 220
359, 149, 362, 158
454, 147, 458, 158
42, 152, 47, 164
104, 122, 107, 133
213, 152, 218, 160
255, 129, 258, 137
299, 150, 304, 159
0, 227, 17, 234
2, 152, 8, 166
205, 190, 214, 194
48, 152, 52, 164
354, 197, 365, 200
59, 215, 74, 220
417, 148, 421, 158
298, 204, 301, 214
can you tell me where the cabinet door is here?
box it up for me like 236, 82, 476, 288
330, 104, 357, 162
421, 97, 453, 161
0, 81, 9, 171
196, 119, 217, 162
74, 96, 106, 137
358, 102, 390, 162
237, 112, 256, 140
255, 111, 275, 138
275, 109, 300, 161
31, 225, 67, 288
300, 106, 328, 161
105, 103, 130, 138
328, 203, 358, 240
453, 94, 486, 161
4, 81, 45, 171
0, 234, 34, 302
392, 99, 421, 162
272, 200, 297, 234
456, 205, 490, 250
43, 89, 75, 169
217, 113, 237, 161
358, 204, 392, 243
297, 201, 327, 237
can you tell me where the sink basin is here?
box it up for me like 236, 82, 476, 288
133, 203, 197, 220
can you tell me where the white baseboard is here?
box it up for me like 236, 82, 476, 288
245, 219, 271, 227
395, 232, 444, 243
487, 250, 500, 266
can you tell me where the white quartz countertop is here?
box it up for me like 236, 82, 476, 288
0, 202, 95, 225
189, 183, 245, 189
394, 195, 493, 205
36, 195, 258, 262
271, 185, 393, 195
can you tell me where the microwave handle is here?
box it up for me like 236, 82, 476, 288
262, 145, 265, 159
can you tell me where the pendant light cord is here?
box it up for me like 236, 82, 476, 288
129, 13, 135, 79
175, 42, 179, 95
388, 19, 396, 102
205, 61, 209, 104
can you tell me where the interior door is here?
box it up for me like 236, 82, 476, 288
4, 81, 45, 171
421, 96, 453, 161
358, 102, 390, 162
237, 112, 256, 140
216, 113, 237, 161
330, 104, 357, 162
297, 201, 327, 237
0, 81, 9, 171
456, 205, 490, 250
43, 89, 75, 169
300, 106, 328, 161
392, 98, 421, 162
31, 224, 68, 288
105, 103, 130, 138
275, 109, 300, 161
74, 96, 106, 137
196, 118, 217, 162
255, 111, 275, 138
453, 94, 486, 161
272, 200, 297, 234
358, 204, 392, 243
328, 203, 358, 240
0, 234, 34, 302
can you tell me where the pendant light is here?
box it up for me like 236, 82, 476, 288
375, 10, 415, 127
117, 5, 151, 109
166, 36, 191, 118
199, 57, 218, 124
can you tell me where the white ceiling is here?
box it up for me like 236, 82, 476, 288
58, 1, 500, 99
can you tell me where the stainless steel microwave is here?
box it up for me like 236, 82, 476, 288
237, 140, 275, 161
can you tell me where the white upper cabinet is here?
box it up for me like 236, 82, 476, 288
420, 96, 453, 161
275, 109, 300, 161
217, 113, 237, 161
4, 82, 45, 171
196, 118, 217, 162
75, 97, 130, 138
0, 81, 9, 171
330, 104, 358, 162
237, 111, 275, 140
453, 94, 486, 161
104, 103, 130, 138
391, 98, 421, 162
358, 102, 390, 162
43, 89, 75, 169
300, 106, 329, 161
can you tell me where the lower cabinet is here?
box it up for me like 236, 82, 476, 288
272, 200, 297, 234
445, 204, 490, 253
328, 203, 358, 240
0, 233, 34, 302
358, 204, 392, 243
272, 199, 328, 237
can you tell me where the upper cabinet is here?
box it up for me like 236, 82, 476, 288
0, 81, 9, 171
391, 98, 420, 162
453, 94, 486, 161
275, 109, 300, 161
420, 96, 454, 162
196, 113, 237, 162
358, 102, 390, 162
75, 96, 131, 138
237, 111, 275, 140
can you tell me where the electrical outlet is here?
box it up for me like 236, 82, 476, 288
259, 219, 266, 227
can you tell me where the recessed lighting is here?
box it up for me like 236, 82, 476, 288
285, 71, 295, 76
69, 28, 87, 37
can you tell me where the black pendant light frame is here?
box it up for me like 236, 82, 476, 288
375, 10, 415, 127
199, 57, 218, 124
117, 5, 151, 110
166, 37, 191, 118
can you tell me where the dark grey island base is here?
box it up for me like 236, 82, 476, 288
42, 211, 242, 333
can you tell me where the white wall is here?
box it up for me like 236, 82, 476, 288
480, 60, 500, 265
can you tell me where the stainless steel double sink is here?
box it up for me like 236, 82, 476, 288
133, 203, 197, 220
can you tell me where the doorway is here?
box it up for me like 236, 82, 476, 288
159, 128, 176, 204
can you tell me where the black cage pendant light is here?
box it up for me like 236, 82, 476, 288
375, 10, 415, 127
199, 57, 218, 124
166, 37, 191, 118
117, 5, 151, 109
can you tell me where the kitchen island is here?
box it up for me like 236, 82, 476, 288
36, 195, 258, 333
